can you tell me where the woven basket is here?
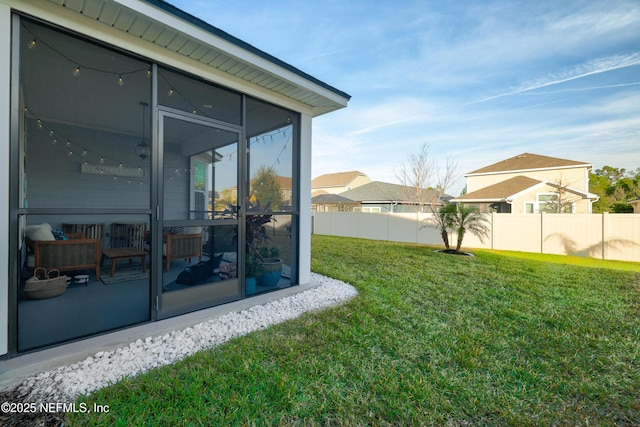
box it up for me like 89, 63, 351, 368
24, 267, 68, 300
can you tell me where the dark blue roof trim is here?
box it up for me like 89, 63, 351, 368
144, 0, 351, 101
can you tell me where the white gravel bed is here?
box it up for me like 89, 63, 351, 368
15, 273, 357, 403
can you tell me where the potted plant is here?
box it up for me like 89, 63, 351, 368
245, 200, 282, 288
245, 254, 262, 294
225, 198, 283, 290
257, 246, 282, 287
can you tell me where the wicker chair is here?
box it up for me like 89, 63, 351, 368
29, 234, 102, 281
164, 233, 202, 272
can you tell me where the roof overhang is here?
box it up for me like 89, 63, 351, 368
450, 198, 506, 203
465, 164, 593, 178
452, 180, 599, 204
12, 0, 350, 117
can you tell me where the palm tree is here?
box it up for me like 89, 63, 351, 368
451, 205, 490, 252
421, 203, 456, 250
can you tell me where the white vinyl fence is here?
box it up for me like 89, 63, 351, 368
312, 212, 640, 263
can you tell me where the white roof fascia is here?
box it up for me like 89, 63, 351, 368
11, 0, 347, 116
465, 163, 593, 178
507, 181, 550, 201
114, 0, 349, 111
450, 198, 505, 203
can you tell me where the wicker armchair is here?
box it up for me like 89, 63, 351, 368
30, 235, 102, 281
164, 233, 202, 272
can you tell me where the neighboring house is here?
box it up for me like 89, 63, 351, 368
0, 1, 349, 357
452, 153, 598, 213
630, 199, 640, 213
311, 193, 358, 212
340, 181, 446, 213
311, 171, 371, 195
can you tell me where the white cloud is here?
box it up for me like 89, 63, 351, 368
472, 53, 640, 103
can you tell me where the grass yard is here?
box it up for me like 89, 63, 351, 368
68, 235, 640, 426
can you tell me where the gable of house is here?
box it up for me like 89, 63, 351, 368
311, 171, 371, 194
339, 181, 445, 213
466, 153, 592, 194
452, 175, 597, 214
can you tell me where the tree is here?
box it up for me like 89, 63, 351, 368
423, 203, 490, 253
451, 204, 490, 252
590, 166, 640, 212
395, 143, 459, 212
541, 177, 581, 214
251, 166, 283, 210
422, 202, 457, 250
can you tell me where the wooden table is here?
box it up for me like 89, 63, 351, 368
102, 247, 148, 277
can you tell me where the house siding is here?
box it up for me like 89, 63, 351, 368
467, 167, 588, 194
509, 184, 592, 214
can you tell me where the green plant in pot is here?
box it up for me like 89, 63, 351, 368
257, 246, 282, 288
245, 200, 282, 288
245, 254, 262, 295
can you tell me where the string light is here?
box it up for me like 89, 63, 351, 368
23, 24, 148, 87
21, 25, 297, 188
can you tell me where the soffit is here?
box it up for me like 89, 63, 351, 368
39, 0, 349, 117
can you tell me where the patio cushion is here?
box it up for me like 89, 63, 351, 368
25, 223, 55, 241
175, 226, 202, 235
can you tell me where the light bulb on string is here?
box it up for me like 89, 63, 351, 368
65, 140, 71, 147
147, 69, 152, 79
28, 39, 37, 49
37, 120, 43, 129
73, 66, 80, 77
100, 157, 105, 164
117, 75, 124, 86
82, 149, 88, 157
168, 88, 174, 97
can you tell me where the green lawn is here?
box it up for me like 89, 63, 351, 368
69, 236, 640, 426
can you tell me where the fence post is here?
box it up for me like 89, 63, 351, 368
491, 212, 495, 250
540, 212, 544, 254
602, 212, 608, 260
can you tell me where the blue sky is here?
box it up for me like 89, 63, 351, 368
170, 0, 640, 195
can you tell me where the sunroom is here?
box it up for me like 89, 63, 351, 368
0, 0, 349, 356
